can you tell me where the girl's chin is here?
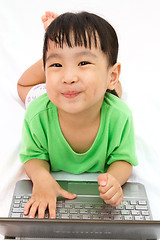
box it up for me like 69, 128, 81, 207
57, 103, 86, 115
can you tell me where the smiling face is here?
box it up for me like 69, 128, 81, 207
45, 41, 120, 116
43, 12, 120, 116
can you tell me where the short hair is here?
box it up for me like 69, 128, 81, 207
43, 11, 119, 68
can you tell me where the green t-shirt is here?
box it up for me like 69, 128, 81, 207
20, 93, 138, 173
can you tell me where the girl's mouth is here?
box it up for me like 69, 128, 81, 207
62, 91, 80, 98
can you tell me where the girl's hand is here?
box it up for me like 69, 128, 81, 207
41, 11, 59, 31
97, 173, 123, 206
24, 175, 76, 219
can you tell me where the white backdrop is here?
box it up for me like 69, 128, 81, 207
0, 0, 160, 233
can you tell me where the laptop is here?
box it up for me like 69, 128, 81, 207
0, 172, 160, 239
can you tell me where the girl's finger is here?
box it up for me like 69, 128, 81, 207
48, 200, 56, 219
28, 201, 40, 218
24, 198, 35, 215
38, 202, 48, 218
60, 188, 77, 200
100, 185, 116, 200
97, 173, 108, 186
104, 189, 123, 206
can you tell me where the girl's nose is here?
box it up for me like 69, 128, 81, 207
62, 70, 79, 84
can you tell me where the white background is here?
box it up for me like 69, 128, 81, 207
0, 0, 160, 238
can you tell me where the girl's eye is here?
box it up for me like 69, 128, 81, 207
78, 61, 90, 66
50, 63, 62, 67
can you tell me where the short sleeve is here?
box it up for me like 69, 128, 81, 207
20, 117, 49, 164
106, 113, 138, 167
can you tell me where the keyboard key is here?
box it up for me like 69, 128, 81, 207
75, 203, 83, 209
84, 203, 94, 209
71, 214, 81, 219
104, 205, 114, 210
116, 205, 124, 210
111, 210, 121, 215
125, 205, 134, 210
82, 214, 91, 220
124, 215, 134, 220
12, 208, 24, 213
114, 216, 123, 220
121, 210, 130, 215
136, 205, 148, 210
57, 202, 63, 208
22, 214, 29, 218
122, 200, 129, 205
61, 213, 70, 219
130, 200, 137, 205
13, 204, 20, 208
56, 213, 61, 219
131, 210, 140, 216
92, 215, 102, 220
138, 200, 147, 205
101, 209, 110, 215
11, 213, 21, 218
94, 204, 103, 209
142, 211, 149, 216
135, 216, 145, 221
79, 209, 89, 214
15, 196, 22, 199
90, 209, 99, 215
59, 208, 68, 214
103, 215, 113, 220
14, 200, 21, 204
21, 203, 26, 208
69, 209, 78, 214
23, 196, 30, 199
65, 203, 73, 208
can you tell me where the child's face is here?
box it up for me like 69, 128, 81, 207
45, 40, 119, 115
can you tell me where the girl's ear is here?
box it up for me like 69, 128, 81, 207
107, 63, 121, 90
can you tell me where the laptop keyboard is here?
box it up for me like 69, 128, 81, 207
10, 195, 152, 221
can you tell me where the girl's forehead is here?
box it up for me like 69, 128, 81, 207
47, 39, 104, 58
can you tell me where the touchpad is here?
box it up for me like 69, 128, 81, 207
68, 182, 99, 195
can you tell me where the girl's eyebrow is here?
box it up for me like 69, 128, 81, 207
75, 51, 98, 58
46, 53, 62, 62
46, 51, 97, 62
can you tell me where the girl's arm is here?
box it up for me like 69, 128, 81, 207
107, 161, 132, 186
17, 12, 59, 104
17, 59, 46, 103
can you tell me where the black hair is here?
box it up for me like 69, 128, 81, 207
43, 11, 119, 97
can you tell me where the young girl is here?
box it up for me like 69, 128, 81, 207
17, 11, 138, 219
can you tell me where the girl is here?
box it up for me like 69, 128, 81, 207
18, 11, 138, 218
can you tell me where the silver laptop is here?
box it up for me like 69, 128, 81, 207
0, 172, 160, 239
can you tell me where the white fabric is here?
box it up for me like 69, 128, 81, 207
25, 83, 46, 108
1, 0, 160, 239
